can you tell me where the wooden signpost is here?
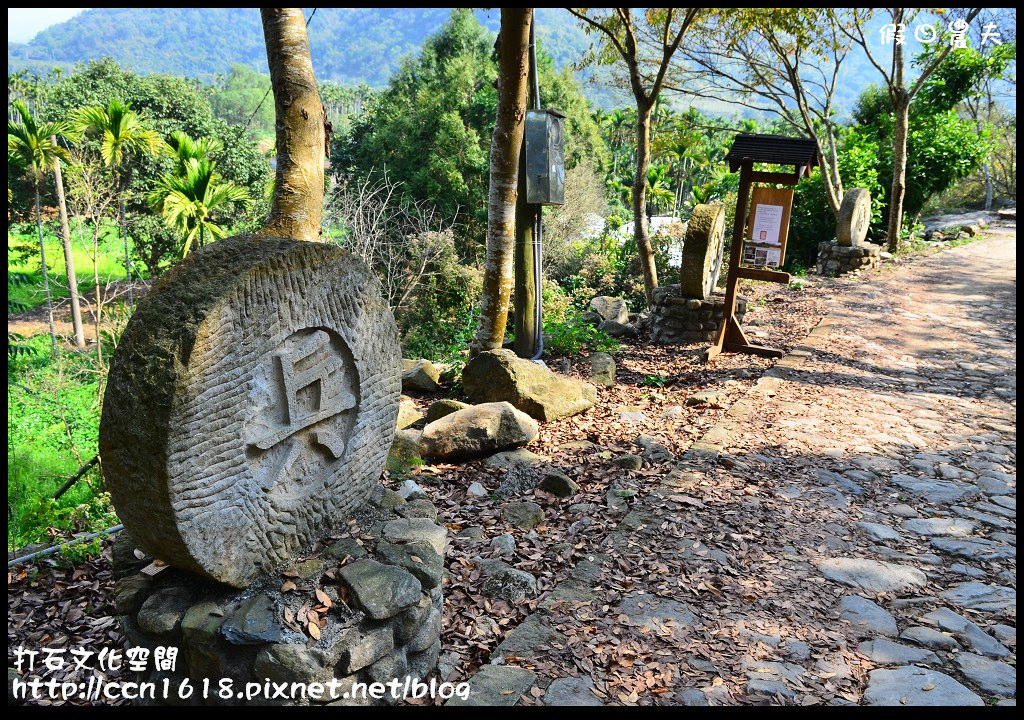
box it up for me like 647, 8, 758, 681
705, 134, 820, 363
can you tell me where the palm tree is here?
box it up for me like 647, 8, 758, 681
8, 100, 70, 355
645, 163, 674, 217
73, 99, 162, 305
148, 157, 250, 257
51, 132, 86, 349
606, 108, 630, 179
164, 130, 224, 175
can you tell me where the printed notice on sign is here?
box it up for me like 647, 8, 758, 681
751, 204, 784, 246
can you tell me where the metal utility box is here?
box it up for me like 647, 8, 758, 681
525, 109, 566, 205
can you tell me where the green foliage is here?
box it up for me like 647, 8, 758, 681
8, 337, 110, 549
788, 125, 886, 268
8, 222, 124, 311
542, 314, 620, 358
336, 10, 495, 258
73, 98, 163, 170
58, 535, 106, 563
642, 374, 668, 387
337, 9, 608, 259
9, 9, 596, 89
849, 42, 1014, 228
209, 63, 275, 138
46, 58, 270, 231
125, 213, 179, 277
7, 100, 71, 181
903, 111, 990, 218
148, 156, 251, 256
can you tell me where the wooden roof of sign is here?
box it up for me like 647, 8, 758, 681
725, 133, 820, 174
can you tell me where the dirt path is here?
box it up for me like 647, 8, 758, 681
462, 231, 1016, 706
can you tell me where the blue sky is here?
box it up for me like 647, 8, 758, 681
8, 8, 88, 43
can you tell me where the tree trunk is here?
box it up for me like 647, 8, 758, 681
93, 224, 103, 371
260, 8, 326, 243
886, 96, 910, 253
52, 138, 85, 349
35, 182, 58, 356
119, 194, 133, 306
470, 8, 532, 357
633, 104, 658, 307
982, 162, 994, 210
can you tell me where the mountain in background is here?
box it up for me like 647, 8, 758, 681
8, 8, 1011, 117
7, 8, 594, 87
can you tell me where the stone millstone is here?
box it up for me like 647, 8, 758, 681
836, 188, 871, 246
680, 204, 726, 299
100, 235, 402, 588
462, 349, 597, 421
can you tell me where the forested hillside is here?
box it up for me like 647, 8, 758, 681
7, 8, 591, 87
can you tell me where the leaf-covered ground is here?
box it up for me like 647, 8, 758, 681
10, 234, 1013, 706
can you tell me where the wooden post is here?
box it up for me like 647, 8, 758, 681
705, 159, 790, 362
706, 160, 752, 362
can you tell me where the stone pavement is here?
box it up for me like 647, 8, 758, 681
460, 231, 1015, 706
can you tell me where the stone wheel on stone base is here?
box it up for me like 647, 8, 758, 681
837, 188, 872, 246
680, 204, 726, 300
100, 235, 401, 587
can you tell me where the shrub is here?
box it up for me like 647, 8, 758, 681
543, 313, 620, 357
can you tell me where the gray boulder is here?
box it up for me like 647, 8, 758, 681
863, 667, 983, 706
502, 501, 545, 530
397, 395, 423, 430
839, 596, 898, 637
589, 296, 629, 325
815, 557, 927, 593
401, 359, 441, 393
541, 471, 580, 497
419, 401, 538, 461
462, 350, 596, 421
387, 428, 422, 472
479, 559, 538, 602
599, 320, 638, 339
339, 559, 422, 620
589, 352, 616, 387
424, 399, 469, 424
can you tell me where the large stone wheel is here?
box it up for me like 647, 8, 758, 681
680, 204, 726, 299
100, 235, 401, 587
837, 188, 872, 246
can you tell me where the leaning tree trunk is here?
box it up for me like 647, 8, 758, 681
470, 8, 533, 357
52, 137, 85, 349
259, 7, 326, 243
633, 103, 658, 307
886, 96, 910, 253
34, 181, 58, 356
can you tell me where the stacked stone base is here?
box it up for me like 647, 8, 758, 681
649, 285, 747, 344
816, 241, 882, 276
112, 488, 445, 706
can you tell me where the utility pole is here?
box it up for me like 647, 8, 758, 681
513, 16, 539, 359
513, 136, 537, 358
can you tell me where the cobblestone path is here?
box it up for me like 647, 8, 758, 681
461, 231, 1015, 706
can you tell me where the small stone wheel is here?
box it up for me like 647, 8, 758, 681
100, 235, 401, 587
836, 188, 872, 246
680, 204, 726, 300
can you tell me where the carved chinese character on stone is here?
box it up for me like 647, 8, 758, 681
248, 329, 358, 494
100, 236, 401, 587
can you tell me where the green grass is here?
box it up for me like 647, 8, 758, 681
8, 222, 126, 312
7, 334, 115, 551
